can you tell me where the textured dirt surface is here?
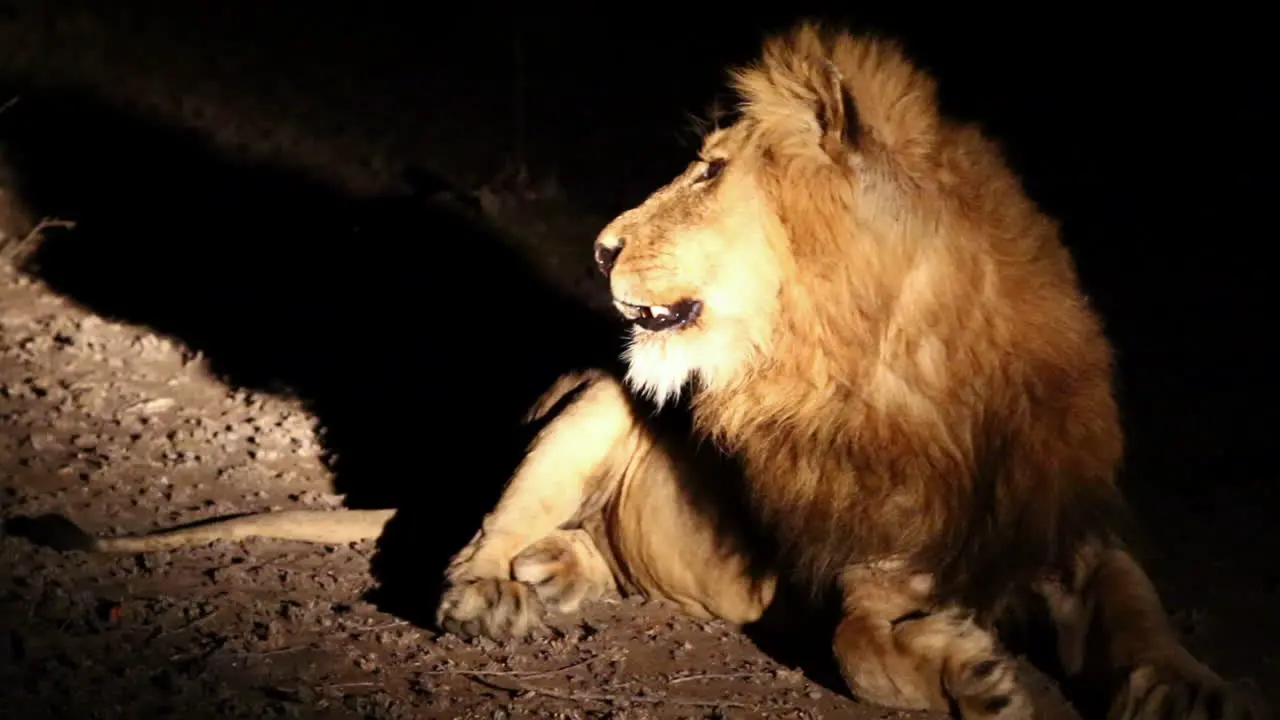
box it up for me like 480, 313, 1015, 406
0, 3, 1276, 719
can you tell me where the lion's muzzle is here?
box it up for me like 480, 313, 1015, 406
612, 298, 703, 333
596, 232, 703, 333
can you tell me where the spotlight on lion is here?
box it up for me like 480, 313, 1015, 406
0, 3, 1272, 720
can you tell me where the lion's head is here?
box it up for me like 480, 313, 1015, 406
594, 22, 955, 407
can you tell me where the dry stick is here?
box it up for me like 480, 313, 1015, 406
462, 673, 753, 710
154, 608, 223, 639
23, 218, 77, 241
669, 671, 769, 685
0, 96, 18, 115
237, 644, 313, 657
1, 217, 78, 262
348, 619, 408, 634
421, 653, 601, 680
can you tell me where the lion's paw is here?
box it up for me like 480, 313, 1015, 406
946, 654, 1033, 720
434, 578, 545, 640
896, 609, 1032, 720
1110, 666, 1270, 720
511, 532, 608, 615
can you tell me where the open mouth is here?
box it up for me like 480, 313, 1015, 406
612, 298, 703, 332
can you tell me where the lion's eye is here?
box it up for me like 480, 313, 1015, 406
696, 158, 727, 184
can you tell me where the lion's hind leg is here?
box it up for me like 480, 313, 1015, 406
833, 564, 1032, 719
1037, 545, 1269, 720
435, 370, 637, 641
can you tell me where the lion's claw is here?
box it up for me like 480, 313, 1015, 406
434, 577, 546, 640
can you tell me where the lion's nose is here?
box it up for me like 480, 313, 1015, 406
594, 238, 625, 278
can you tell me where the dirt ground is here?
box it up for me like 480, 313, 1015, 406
0, 4, 1275, 719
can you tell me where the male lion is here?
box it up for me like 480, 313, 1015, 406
435, 22, 1263, 720
12, 21, 1261, 720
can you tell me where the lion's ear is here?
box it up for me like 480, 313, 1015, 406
813, 61, 861, 161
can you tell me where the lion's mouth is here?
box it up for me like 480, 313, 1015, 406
613, 298, 703, 332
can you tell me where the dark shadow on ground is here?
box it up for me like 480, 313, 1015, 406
0, 79, 627, 624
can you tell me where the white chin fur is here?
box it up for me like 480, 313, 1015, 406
622, 329, 700, 410
622, 322, 754, 410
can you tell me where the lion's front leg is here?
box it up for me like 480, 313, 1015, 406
1038, 545, 1269, 720
435, 371, 637, 640
511, 527, 618, 614
832, 563, 1032, 719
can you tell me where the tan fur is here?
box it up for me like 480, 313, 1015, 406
438, 22, 1266, 720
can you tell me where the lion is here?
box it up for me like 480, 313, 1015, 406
10, 21, 1263, 720
434, 21, 1265, 720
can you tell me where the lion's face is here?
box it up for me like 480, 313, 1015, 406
594, 127, 787, 406
594, 25, 946, 407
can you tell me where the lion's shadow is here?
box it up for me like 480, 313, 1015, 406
0, 81, 625, 621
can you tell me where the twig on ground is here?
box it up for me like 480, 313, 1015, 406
420, 653, 601, 679
1, 217, 77, 263
669, 671, 768, 684
154, 608, 222, 639
237, 644, 313, 657
0, 96, 18, 115
23, 217, 78, 242
168, 642, 222, 664
350, 619, 407, 634
462, 672, 753, 710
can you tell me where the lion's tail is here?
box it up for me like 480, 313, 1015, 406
3, 509, 397, 553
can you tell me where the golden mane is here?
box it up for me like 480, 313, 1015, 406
676, 22, 1126, 612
